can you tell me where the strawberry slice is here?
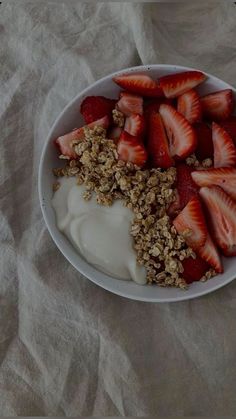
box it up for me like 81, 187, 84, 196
198, 233, 223, 273
55, 116, 109, 159
220, 116, 236, 145
182, 256, 210, 283
144, 98, 173, 122
212, 122, 236, 168
116, 92, 143, 116
124, 114, 145, 137
173, 197, 207, 250
117, 131, 147, 167
80, 96, 116, 124
108, 126, 122, 143
177, 89, 202, 124
176, 164, 199, 208
191, 168, 236, 201
113, 73, 163, 97
158, 71, 206, 99
199, 186, 236, 256
147, 113, 173, 169
159, 104, 197, 159
200, 89, 234, 121
194, 122, 213, 161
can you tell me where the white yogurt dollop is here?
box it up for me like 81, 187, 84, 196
52, 177, 147, 284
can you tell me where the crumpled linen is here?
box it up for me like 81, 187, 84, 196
1, 1, 236, 416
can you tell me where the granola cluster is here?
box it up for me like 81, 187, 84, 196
53, 126, 213, 288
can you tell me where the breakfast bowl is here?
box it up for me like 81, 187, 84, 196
38, 64, 236, 302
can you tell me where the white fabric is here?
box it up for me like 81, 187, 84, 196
1, 1, 236, 416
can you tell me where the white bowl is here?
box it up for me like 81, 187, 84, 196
38, 64, 236, 302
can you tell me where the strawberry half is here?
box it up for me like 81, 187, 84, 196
124, 114, 145, 137
199, 186, 236, 256
147, 113, 173, 169
221, 116, 236, 145
113, 73, 163, 97
194, 122, 213, 161
173, 197, 207, 250
144, 98, 173, 122
117, 131, 147, 167
182, 256, 210, 284
191, 168, 236, 201
158, 71, 206, 98
80, 96, 116, 124
200, 89, 234, 121
116, 92, 143, 116
212, 122, 236, 168
55, 116, 109, 159
176, 164, 199, 209
177, 89, 202, 124
198, 233, 223, 273
159, 104, 197, 159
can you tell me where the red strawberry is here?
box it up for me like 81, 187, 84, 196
147, 113, 173, 169
116, 92, 143, 116
158, 71, 206, 98
199, 186, 236, 256
108, 126, 122, 143
113, 73, 163, 97
212, 122, 236, 168
144, 98, 173, 122
182, 256, 210, 283
159, 104, 197, 159
124, 114, 145, 137
173, 197, 207, 250
220, 116, 236, 145
177, 89, 202, 124
176, 164, 199, 209
117, 131, 147, 167
198, 233, 223, 273
194, 122, 213, 161
55, 116, 109, 159
200, 89, 234, 121
80, 96, 116, 124
191, 168, 236, 201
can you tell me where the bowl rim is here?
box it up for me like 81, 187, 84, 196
38, 63, 236, 303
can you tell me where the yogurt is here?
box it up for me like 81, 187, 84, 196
52, 177, 147, 284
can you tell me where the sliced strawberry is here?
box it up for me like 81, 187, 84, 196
173, 197, 207, 250
177, 89, 202, 124
80, 96, 116, 124
176, 164, 199, 209
147, 113, 173, 169
191, 168, 236, 201
199, 186, 236, 256
220, 116, 236, 145
159, 104, 197, 159
116, 92, 143, 117
113, 73, 163, 97
55, 116, 109, 159
197, 233, 223, 273
182, 256, 210, 283
200, 89, 234, 121
212, 122, 236, 168
108, 126, 122, 143
158, 71, 206, 99
117, 131, 147, 167
124, 114, 145, 137
144, 98, 173, 122
194, 122, 213, 161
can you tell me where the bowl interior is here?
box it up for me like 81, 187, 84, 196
39, 64, 236, 302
